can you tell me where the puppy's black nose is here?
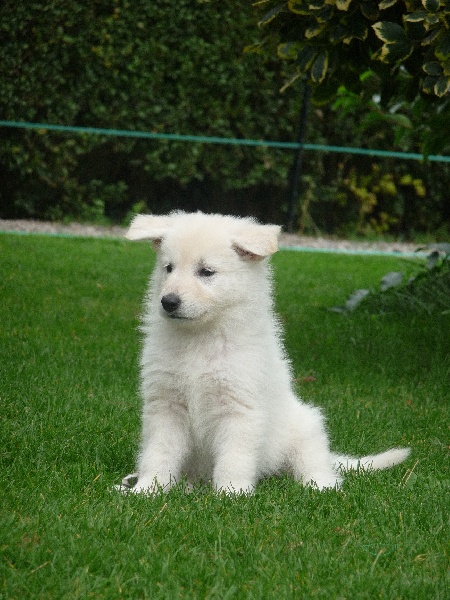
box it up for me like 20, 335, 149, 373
161, 293, 181, 313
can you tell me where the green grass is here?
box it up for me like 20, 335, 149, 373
1, 233, 448, 599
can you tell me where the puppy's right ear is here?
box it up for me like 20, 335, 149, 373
125, 215, 171, 247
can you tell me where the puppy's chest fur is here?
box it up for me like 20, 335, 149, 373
143, 329, 258, 422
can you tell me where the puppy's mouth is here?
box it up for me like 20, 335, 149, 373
166, 313, 194, 321
162, 309, 208, 323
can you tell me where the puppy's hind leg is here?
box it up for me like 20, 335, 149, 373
290, 403, 341, 490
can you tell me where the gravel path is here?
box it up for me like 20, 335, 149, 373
0, 218, 420, 254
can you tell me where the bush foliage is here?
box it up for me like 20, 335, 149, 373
256, 0, 450, 102
0, 0, 300, 222
0, 0, 449, 237
332, 244, 450, 314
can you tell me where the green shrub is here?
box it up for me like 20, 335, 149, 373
0, 0, 448, 237
332, 244, 450, 314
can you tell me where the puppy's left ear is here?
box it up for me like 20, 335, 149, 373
232, 224, 281, 261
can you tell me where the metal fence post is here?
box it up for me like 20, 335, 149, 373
286, 83, 311, 233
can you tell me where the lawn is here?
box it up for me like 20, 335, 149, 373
1, 233, 448, 599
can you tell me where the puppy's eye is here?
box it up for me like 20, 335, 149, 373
164, 263, 173, 274
198, 267, 216, 278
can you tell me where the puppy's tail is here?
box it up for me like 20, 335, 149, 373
333, 447, 411, 472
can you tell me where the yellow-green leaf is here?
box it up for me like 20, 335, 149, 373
258, 3, 285, 27
404, 11, 427, 23
310, 49, 329, 83
421, 28, 440, 46
343, 21, 369, 43
297, 45, 318, 71
278, 42, 302, 60
434, 75, 450, 97
288, 0, 310, 15
336, 0, 352, 10
422, 75, 435, 94
372, 29, 414, 64
422, 0, 440, 12
423, 61, 443, 76
378, 0, 398, 8
373, 21, 406, 43
305, 22, 326, 39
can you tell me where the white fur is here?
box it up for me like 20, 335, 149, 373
120, 211, 410, 495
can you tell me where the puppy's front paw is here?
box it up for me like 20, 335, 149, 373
127, 484, 157, 495
112, 473, 160, 495
111, 473, 139, 493
129, 473, 177, 495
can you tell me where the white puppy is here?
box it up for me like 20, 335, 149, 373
121, 211, 410, 494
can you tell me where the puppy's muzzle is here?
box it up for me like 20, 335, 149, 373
161, 293, 181, 314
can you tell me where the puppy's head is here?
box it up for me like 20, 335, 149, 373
126, 212, 281, 325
